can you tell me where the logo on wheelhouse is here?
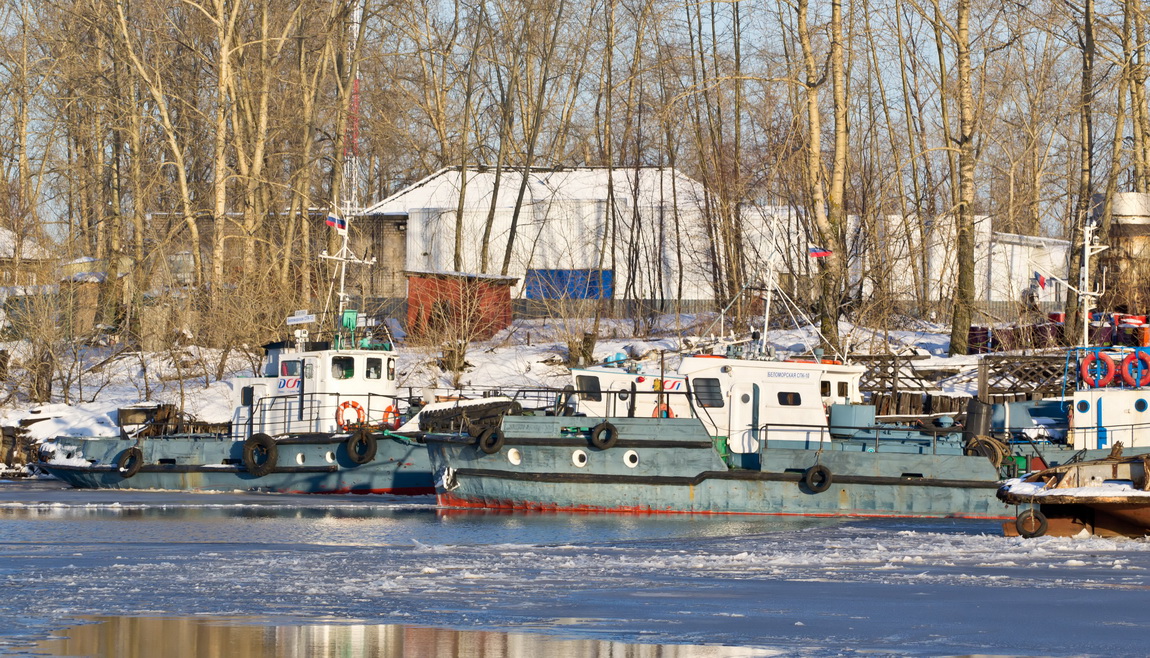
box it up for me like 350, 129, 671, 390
278, 377, 301, 390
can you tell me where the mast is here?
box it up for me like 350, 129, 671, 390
319, 0, 371, 329
1078, 222, 1108, 346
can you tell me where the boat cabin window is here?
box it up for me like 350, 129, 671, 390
576, 375, 602, 401
331, 356, 355, 380
366, 357, 382, 380
280, 360, 301, 377
387, 357, 396, 381
693, 378, 725, 408
838, 382, 849, 398
304, 363, 314, 379
777, 392, 802, 406
820, 381, 830, 397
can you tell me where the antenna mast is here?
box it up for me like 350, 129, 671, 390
319, 0, 372, 326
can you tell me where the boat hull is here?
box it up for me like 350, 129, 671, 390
426, 416, 1016, 519
40, 433, 434, 495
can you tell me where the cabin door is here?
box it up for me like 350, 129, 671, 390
728, 382, 761, 457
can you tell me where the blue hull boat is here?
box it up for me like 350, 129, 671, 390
41, 432, 432, 494
38, 318, 435, 495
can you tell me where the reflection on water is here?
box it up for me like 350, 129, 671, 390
33, 616, 768, 657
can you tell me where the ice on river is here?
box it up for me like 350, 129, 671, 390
2, 480, 1149, 656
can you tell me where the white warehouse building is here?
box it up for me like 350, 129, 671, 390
361, 166, 1068, 313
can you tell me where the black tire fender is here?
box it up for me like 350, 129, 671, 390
1016, 508, 1048, 538
803, 464, 833, 493
116, 446, 143, 479
243, 433, 278, 477
477, 428, 505, 455
589, 421, 618, 450
966, 435, 1005, 467
346, 429, 378, 465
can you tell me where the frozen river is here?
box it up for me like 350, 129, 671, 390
2, 479, 1149, 656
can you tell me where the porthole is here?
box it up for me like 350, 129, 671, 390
741, 393, 751, 403
1077, 400, 1090, 413
296, 453, 306, 465
325, 451, 335, 463
623, 450, 639, 468
572, 449, 589, 467
1137, 399, 1149, 413
618, 391, 630, 401
507, 448, 522, 465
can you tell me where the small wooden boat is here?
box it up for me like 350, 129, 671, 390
998, 444, 1150, 537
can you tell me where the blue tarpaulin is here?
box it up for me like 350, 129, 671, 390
524, 269, 614, 300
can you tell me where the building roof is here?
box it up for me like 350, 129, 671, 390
364, 166, 708, 215
0, 226, 53, 260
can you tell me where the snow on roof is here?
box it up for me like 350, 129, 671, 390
363, 166, 709, 216
0, 226, 52, 260
404, 268, 519, 282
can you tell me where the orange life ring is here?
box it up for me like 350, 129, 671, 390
1080, 352, 1117, 388
382, 405, 401, 430
652, 403, 675, 418
336, 400, 366, 430
1120, 352, 1150, 387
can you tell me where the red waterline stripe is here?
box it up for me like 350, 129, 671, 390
437, 492, 1014, 520
287, 486, 435, 495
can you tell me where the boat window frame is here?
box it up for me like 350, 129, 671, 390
280, 360, 301, 377
575, 375, 602, 401
693, 377, 725, 408
777, 391, 802, 406
331, 356, 355, 380
366, 357, 383, 380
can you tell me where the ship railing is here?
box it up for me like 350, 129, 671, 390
804, 420, 960, 455
244, 390, 410, 438
566, 386, 704, 420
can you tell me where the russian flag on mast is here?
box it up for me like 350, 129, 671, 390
326, 213, 348, 235
1034, 271, 1046, 290
808, 245, 832, 258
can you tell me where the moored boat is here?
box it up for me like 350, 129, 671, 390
38, 316, 436, 495
424, 338, 1150, 518
424, 349, 1019, 518
998, 444, 1150, 538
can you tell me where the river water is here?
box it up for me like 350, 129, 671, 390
2, 478, 1148, 656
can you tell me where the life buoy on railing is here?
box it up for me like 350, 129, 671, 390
1080, 352, 1117, 388
382, 405, 401, 430
1120, 352, 1150, 387
336, 401, 366, 430
651, 403, 675, 418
